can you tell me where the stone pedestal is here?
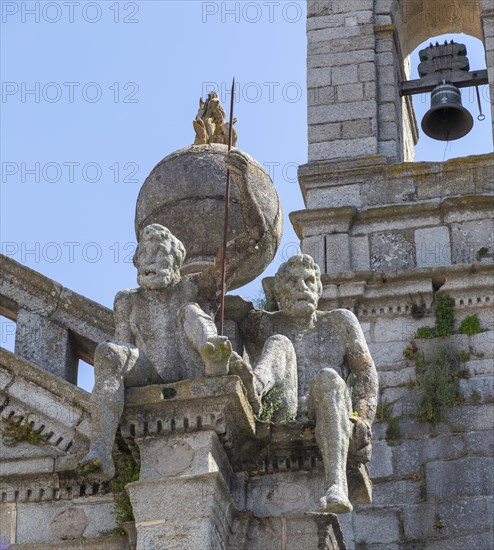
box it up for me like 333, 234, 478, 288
122, 377, 251, 549
121, 376, 348, 550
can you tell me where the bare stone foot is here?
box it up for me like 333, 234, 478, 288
201, 336, 232, 377
319, 485, 353, 514
77, 450, 115, 480
229, 352, 262, 413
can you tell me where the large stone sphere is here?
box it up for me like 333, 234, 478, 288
135, 144, 283, 290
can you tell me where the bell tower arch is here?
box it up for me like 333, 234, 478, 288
306, 0, 492, 164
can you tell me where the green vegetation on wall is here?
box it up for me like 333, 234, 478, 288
415, 295, 486, 339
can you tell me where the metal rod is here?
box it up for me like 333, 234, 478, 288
219, 77, 235, 336
475, 85, 486, 121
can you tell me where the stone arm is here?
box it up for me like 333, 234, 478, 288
113, 290, 136, 344
339, 310, 378, 426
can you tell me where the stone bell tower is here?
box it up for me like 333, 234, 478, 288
291, 1, 494, 548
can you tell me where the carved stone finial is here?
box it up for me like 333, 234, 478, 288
193, 91, 238, 146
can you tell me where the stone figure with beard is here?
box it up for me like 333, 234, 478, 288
238, 254, 378, 514
79, 151, 266, 479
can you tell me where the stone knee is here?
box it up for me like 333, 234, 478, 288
313, 368, 345, 390
94, 340, 137, 377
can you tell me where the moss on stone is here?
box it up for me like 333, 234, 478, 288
1, 417, 49, 447
458, 314, 486, 336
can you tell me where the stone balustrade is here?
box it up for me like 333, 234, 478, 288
0, 254, 113, 383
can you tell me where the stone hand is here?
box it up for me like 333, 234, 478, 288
349, 416, 372, 463
201, 335, 232, 377
226, 149, 249, 175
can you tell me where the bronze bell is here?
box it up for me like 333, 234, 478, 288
421, 83, 473, 141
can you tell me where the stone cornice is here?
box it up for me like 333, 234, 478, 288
297, 153, 494, 204
291, 194, 493, 238
290, 207, 358, 238
319, 263, 493, 316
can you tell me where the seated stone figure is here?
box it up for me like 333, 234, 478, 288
80, 150, 268, 479
239, 255, 378, 514
79, 225, 234, 478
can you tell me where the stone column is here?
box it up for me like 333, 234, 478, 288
14, 308, 76, 383
481, 7, 494, 143
121, 377, 256, 550
126, 431, 236, 549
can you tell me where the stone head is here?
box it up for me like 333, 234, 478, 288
134, 224, 186, 289
272, 254, 323, 316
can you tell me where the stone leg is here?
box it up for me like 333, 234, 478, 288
178, 303, 232, 377
308, 368, 353, 513
254, 334, 298, 421
79, 341, 150, 478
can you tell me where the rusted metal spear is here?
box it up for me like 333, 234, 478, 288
219, 77, 235, 336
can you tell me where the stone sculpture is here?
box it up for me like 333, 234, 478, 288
79, 150, 266, 478
239, 254, 379, 513
193, 91, 238, 146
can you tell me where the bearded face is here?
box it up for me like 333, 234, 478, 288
135, 228, 184, 290
275, 264, 320, 317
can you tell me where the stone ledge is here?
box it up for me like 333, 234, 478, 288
11, 536, 129, 550
291, 194, 494, 239
316, 264, 493, 317
0, 349, 91, 457
297, 153, 494, 208
121, 376, 256, 457
0, 254, 113, 334
0, 254, 113, 364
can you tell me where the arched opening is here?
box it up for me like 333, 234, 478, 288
394, 0, 483, 54
382, 0, 492, 161
410, 33, 492, 161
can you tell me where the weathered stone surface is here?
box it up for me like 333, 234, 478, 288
246, 472, 325, 517
466, 429, 494, 456
10, 536, 128, 549
426, 457, 494, 501
379, 367, 416, 389
451, 219, 494, 264
414, 227, 452, 268
50, 507, 89, 540
350, 236, 370, 271
403, 497, 493, 540
127, 472, 234, 550
459, 376, 494, 400
443, 404, 494, 431
135, 145, 283, 289
353, 509, 400, 545
463, 358, 494, 376
0, 503, 16, 545
367, 440, 393, 480
425, 530, 494, 550
15, 500, 116, 544
471, 330, 494, 357
394, 436, 466, 477
368, 342, 407, 368
370, 231, 415, 271
137, 431, 231, 483
372, 479, 422, 506
244, 514, 346, 550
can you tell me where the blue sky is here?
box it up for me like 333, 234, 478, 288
1, 1, 492, 390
